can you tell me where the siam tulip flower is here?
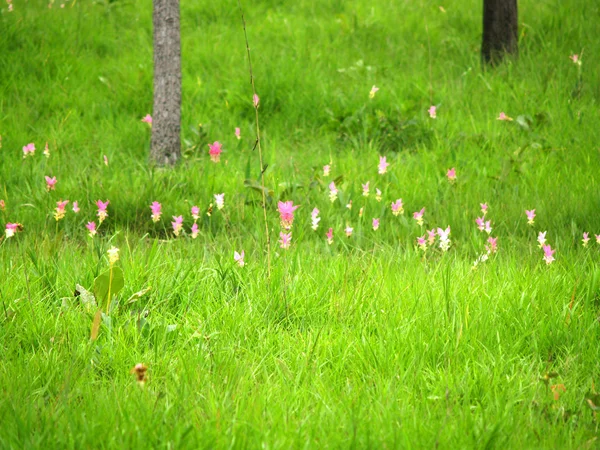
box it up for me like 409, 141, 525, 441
191, 205, 200, 221
476, 216, 485, 231
542, 245, 555, 265
171, 215, 183, 236
569, 54, 582, 66
208, 141, 223, 163
428, 105, 437, 119
323, 164, 331, 177
86, 221, 97, 237
486, 236, 498, 253
537, 231, 547, 248
5, 223, 22, 238
362, 181, 370, 197
437, 226, 451, 252
107, 246, 120, 265
346, 200, 352, 210
235, 127, 241, 140
253, 94, 260, 108
484, 220, 492, 234
72, 201, 80, 213
582, 232, 589, 247
54, 200, 69, 221
43, 142, 50, 158
150, 201, 162, 223
427, 229, 436, 246
372, 218, 380, 231
525, 209, 536, 225
141, 114, 153, 125
413, 208, 425, 226
234, 250, 245, 267
326, 228, 334, 245
417, 236, 427, 252
480, 203, 488, 216
391, 199, 404, 216
369, 85, 379, 99
497, 112, 513, 121
378, 156, 389, 175
446, 168, 456, 183
96, 200, 109, 223
311, 207, 321, 231
596, 234, 600, 245
359, 207, 364, 217
214, 193, 225, 210
277, 200, 299, 230
45, 176, 57, 191
22, 143, 35, 158
191, 223, 199, 239
279, 232, 292, 249
375, 188, 382, 202
345, 226, 353, 237
328, 181, 338, 203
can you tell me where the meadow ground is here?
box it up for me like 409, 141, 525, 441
1, 0, 600, 447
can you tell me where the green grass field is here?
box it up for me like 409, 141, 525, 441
1, 0, 600, 447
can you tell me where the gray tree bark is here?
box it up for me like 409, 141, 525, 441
150, 0, 181, 166
482, 0, 518, 65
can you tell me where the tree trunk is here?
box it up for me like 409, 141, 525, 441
481, 0, 518, 65
151, 0, 181, 166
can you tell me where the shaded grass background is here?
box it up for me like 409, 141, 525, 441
1, 0, 600, 447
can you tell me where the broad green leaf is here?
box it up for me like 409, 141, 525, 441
94, 267, 125, 307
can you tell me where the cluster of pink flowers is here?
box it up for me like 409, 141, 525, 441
208, 141, 223, 163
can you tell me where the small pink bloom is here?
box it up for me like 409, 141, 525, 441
326, 228, 333, 245
542, 245, 555, 265
391, 199, 404, 216
484, 220, 492, 235
54, 199, 69, 221
96, 200, 109, 223
253, 94, 260, 108
45, 176, 57, 191
191, 205, 200, 221
378, 156, 389, 175
569, 54, 581, 65
525, 209, 536, 225
86, 221, 97, 237
362, 181, 370, 197
437, 226, 451, 251
537, 231, 547, 248
427, 229, 436, 246
234, 250, 245, 267
235, 127, 241, 140
323, 165, 331, 177
172, 215, 184, 237
278, 201, 299, 230
596, 235, 600, 245
486, 237, 498, 253
72, 201, 80, 213
372, 218, 380, 231
279, 232, 292, 249
328, 181, 338, 202
22, 143, 35, 158
208, 141, 223, 163
311, 207, 320, 231
191, 223, 199, 239
480, 203, 488, 216
413, 208, 425, 226
476, 217, 485, 231
5, 222, 21, 238
497, 112, 513, 121
428, 105, 437, 119
446, 168, 456, 182
345, 226, 353, 237
582, 232, 590, 247
150, 201, 162, 222
417, 236, 427, 252
141, 114, 152, 125
214, 193, 225, 210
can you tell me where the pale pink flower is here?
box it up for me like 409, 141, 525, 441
497, 112, 513, 121
96, 200, 109, 223
345, 226, 353, 237
234, 250, 245, 267
150, 201, 162, 223
86, 222, 97, 238
323, 165, 331, 177
235, 127, 241, 140
391, 199, 404, 216
484, 220, 492, 234
569, 54, 581, 65
191, 205, 200, 221
525, 209, 536, 225
279, 232, 292, 249
476, 216, 485, 231
326, 228, 333, 245
362, 181, 370, 197
446, 168, 456, 182
413, 208, 425, 226
417, 236, 427, 252
372, 218, 380, 231
191, 223, 199, 239
43, 142, 50, 158
328, 182, 338, 203
596, 235, 600, 245
278, 200, 299, 230
54, 200, 69, 221
215, 193, 225, 210
427, 229, 436, 246
5, 223, 21, 238
369, 85, 379, 99
141, 114, 152, 125
208, 141, 223, 163
253, 94, 260, 108
480, 203, 488, 216
582, 232, 590, 247
375, 188, 382, 202
311, 208, 320, 231
378, 156, 389, 175
486, 237, 498, 253
542, 245, 555, 265
437, 226, 451, 252
45, 176, 57, 191
72, 201, 80, 213
537, 231, 547, 248
22, 143, 35, 158
428, 105, 437, 119
171, 215, 184, 237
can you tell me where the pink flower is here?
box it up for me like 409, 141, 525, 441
45, 176, 57, 191
235, 127, 241, 140
427, 229, 436, 246
369, 85, 379, 99
22, 143, 35, 158
5, 223, 21, 238
191, 205, 200, 221
446, 168, 456, 182
428, 105, 437, 119
525, 209, 536, 225
484, 220, 492, 234
172, 215, 184, 236
311, 207, 320, 230
542, 245, 555, 265
378, 156, 389, 175
234, 250, 245, 267
96, 200, 109, 223
208, 141, 223, 163
497, 112, 513, 121
72, 201, 80, 213
582, 232, 590, 247
417, 236, 427, 252
391, 199, 404, 216
569, 54, 581, 65
86, 222, 97, 237
326, 228, 333, 245
141, 114, 152, 125
362, 181, 370, 197
323, 165, 331, 177
480, 203, 488, 216
345, 226, 353, 237
54, 200, 69, 221
596, 235, 600, 245
437, 226, 451, 251
537, 231, 547, 248
413, 208, 425, 226
279, 232, 292, 249
372, 218, 380, 231
278, 200, 299, 230
486, 237, 498, 253
191, 223, 199, 239
151, 201, 162, 223
476, 217, 485, 231
214, 193, 225, 210
253, 94, 260, 108
328, 182, 338, 202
